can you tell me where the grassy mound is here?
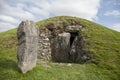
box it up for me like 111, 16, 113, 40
0, 16, 120, 80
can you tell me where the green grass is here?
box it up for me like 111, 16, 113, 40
0, 16, 120, 80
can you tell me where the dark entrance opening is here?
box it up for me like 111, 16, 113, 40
70, 32, 78, 47
68, 32, 78, 62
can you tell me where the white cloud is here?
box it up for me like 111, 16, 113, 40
2, 4, 35, 20
0, 0, 100, 32
111, 23, 120, 32
104, 10, 120, 16
29, 6, 50, 17
0, 22, 16, 32
50, 0, 100, 20
0, 15, 19, 24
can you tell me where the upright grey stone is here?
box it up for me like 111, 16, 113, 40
17, 20, 39, 73
50, 32, 70, 62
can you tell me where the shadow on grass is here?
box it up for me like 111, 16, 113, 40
0, 59, 19, 72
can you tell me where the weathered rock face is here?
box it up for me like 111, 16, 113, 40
17, 21, 39, 73
50, 32, 70, 62
37, 29, 51, 61
65, 25, 82, 32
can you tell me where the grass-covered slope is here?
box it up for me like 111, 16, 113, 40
0, 16, 120, 80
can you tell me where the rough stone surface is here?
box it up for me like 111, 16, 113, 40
37, 29, 51, 61
65, 25, 82, 32
17, 21, 39, 73
50, 32, 70, 62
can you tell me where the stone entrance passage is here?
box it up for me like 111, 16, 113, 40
69, 32, 78, 62
17, 21, 39, 73
49, 25, 83, 63
70, 32, 78, 47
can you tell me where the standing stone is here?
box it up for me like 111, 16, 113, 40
17, 20, 39, 73
50, 32, 70, 62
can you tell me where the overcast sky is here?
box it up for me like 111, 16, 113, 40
0, 0, 120, 32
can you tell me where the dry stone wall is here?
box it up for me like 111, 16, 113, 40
38, 29, 51, 61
